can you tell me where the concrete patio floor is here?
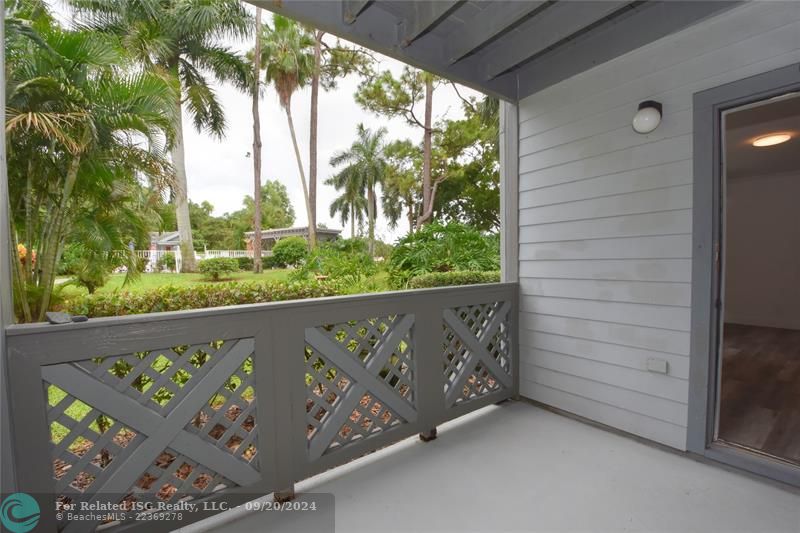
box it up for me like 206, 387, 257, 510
183, 401, 800, 533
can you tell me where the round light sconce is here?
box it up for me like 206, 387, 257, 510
751, 133, 792, 147
632, 100, 663, 134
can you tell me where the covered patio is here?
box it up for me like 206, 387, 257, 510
2, 1, 800, 532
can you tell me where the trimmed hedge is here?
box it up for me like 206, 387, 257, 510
407, 270, 501, 289
64, 280, 340, 318
236, 256, 254, 271
198, 257, 239, 281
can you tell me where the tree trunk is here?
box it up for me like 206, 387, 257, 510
251, 8, 263, 273
284, 105, 315, 248
350, 204, 355, 238
367, 186, 375, 256
417, 75, 434, 227
172, 99, 197, 272
308, 31, 324, 249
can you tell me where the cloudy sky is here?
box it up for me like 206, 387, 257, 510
50, 1, 483, 244
182, 32, 480, 243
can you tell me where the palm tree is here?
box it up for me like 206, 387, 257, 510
261, 15, 316, 247
6, 21, 175, 321
329, 125, 388, 255
69, 0, 252, 272
325, 168, 367, 239
250, 7, 264, 273
307, 31, 374, 251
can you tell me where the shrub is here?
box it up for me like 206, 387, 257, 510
237, 256, 254, 271
157, 252, 176, 272
272, 236, 308, 267
63, 280, 340, 318
198, 257, 239, 281
262, 254, 278, 269
289, 239, 377, 288
57, 244, 83, 276
388, 222, 500, 288
408, 270, 501, 289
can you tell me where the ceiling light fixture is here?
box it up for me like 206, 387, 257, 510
751, 133, 792, 147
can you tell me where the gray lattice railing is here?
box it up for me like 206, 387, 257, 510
5, 283, 517, 532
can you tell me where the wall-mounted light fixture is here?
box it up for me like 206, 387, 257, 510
632, 100, 662, 134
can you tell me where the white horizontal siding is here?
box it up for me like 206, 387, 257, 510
516, 1, 800, 449
520, 234, 692, 261
520, 278, 691, 307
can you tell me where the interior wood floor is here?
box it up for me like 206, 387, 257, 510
718, 323, 800, 465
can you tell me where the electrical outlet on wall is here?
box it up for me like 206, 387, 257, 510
646, 358, 669, 374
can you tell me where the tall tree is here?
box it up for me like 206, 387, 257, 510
325, 167, 367, 239
382, 139, 422, 231
250, 8, 264, 272
6, 20, 175, 321
70, 0, 252, 272
307, 31, 374, 248
228, 180, 296, 248
356, 67, 440, 229
261, 15, 315, 247
329, 125, 388, 255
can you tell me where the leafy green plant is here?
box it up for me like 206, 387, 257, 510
57, 244, 84, 276
63, 280, 340, 318
290, 238, 378, 288
272, 236, 308, 267
237, 256, 254, 271
157, 253, 177, 272
388, 223, 500, 288
408, 270, 500, 289
198, 258, 239, 281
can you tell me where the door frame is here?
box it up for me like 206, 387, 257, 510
688, 62, 800, 487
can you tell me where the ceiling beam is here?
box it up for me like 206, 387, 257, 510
485, 0, 632, 80
342, 0, 373, 25
400, 1, 465, 47
446, 0, 550, 65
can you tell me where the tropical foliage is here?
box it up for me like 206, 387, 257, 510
6, 5, 175, 321
271, 236, 308, 267
257, 15, 316, 246
69, 0, 253, 271
388, 222, 500, 288
328, 124, 388, 255
3, 2, 501, 322
290, 238, 377, 289
408, 270, 501, 289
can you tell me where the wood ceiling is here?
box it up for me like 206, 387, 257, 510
251, 1, 740, 101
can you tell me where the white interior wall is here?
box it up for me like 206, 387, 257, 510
724, 171, 800, 330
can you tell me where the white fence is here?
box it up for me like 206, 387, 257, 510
134, 250, 271, 272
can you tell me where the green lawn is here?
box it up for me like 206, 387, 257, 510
58, 270, 292, 298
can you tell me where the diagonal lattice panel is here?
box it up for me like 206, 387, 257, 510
185, 356, 259, 469
304, 314, 416, 460
442, 301, 513, 407
41, 337, 261, 532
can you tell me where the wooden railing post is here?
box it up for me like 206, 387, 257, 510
414, 304, 444, 442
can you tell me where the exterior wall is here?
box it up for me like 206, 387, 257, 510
516, 2, 800, 450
